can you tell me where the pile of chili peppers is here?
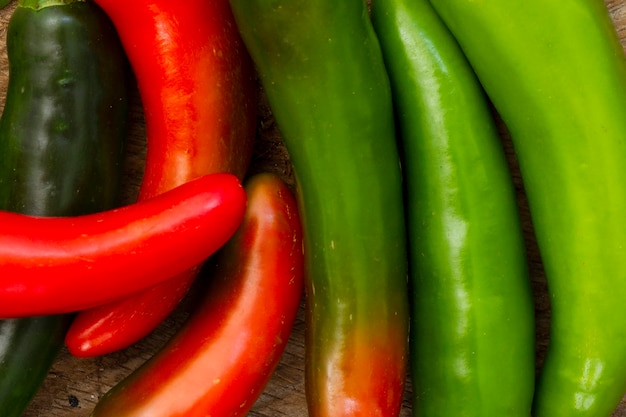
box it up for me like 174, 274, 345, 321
2, 0, 626, 416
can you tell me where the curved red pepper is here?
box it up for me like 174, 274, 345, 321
90, 173, 303, 417
66, 0, 257, 356
0, 173, 246, 318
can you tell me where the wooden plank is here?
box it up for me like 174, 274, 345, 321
0, 0, 617, 415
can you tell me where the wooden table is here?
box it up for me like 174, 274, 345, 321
0, 0, 619, 415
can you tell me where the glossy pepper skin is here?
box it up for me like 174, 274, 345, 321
426, 0, 626, 415
0, 173, 246, 318
0, 0, 129, 214
370, 0, 535, 414
66, 0, 258, 357
0, 0, 129, 414
230, 1, 410, 415
0, 316, 72, 417
90, 173, 304, 417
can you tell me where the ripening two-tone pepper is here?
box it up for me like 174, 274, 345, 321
426, 0, 626, 415
65, 0, 258, 357
90, 173, 303, 417
0, 173, 246, 318
370, 0, 535, 414
0, 0, 130, 414
230, 1, 410, 415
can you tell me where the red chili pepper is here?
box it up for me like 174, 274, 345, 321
65, 0, 257, 357
89, 173, 303, 417
0, 173, 246, 318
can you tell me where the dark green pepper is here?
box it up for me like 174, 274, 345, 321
371, 0, 535, 414
0, 0, 129, 414
0, 316, 73, 416
427, 0, 626, 415
229, 0, 410, 415
0, 0, 129, 214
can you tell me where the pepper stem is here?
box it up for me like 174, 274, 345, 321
18, 0, 84, 10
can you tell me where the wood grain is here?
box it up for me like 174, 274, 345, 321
0, 0, 618, 415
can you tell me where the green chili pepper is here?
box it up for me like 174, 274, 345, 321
0, 0, 129, 215
370, 0, 535, 414
0, 0, 129, 414
426, 0, 626, 415
229, 1, 410, 415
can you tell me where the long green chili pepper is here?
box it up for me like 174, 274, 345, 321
426, 0, 626, 415
370, 0, 536, 415
229, 1, 410, 415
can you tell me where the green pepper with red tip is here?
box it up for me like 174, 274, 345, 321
229, 1, 410, 415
